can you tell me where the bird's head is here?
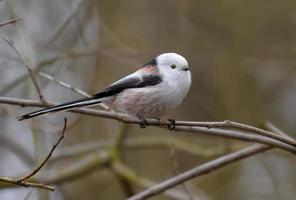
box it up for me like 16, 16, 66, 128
156, 52, 191, 79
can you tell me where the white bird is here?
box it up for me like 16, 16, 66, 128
18, 53, 192, 124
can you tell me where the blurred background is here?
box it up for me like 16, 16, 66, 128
0, 0, 295, 199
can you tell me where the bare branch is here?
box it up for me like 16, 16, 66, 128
173, 126, 296, 154
39, 72, 91, 97
128, 144, 271, 200
0, 176, 55, 191
0, 97, 295, 154
0, 18, 21, 27
0, 118, 67, 191
128, 123, 292, 200
3, 36, 47, 104
39, 72, 108, 109
112, 161, 191, 200
169, 145, 195, 200
50, 136, 229, 162
17, 118, 67, 181
265, 121, 293, 140
176, 120, 296, 147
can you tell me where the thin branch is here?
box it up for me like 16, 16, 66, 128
0, 118, 67, 191
42, 0, 86, 49
175, 120, 296, 147
173, 126, 296, 154
0, 56, 56, 96
0, 176, 55, 191
265, 121, 293, 140
17, 118, 67, 181
112, 161, 191, 200
23, 188, 35, 200
3, 36, 47, 104
38, 72, 108, 109
50, 136, 230, 162
110, 125, 135, 197
0, 97, 295, 154
43, 150, 111, 184
0, 134, 34, 166
39, 72, 91, 97
0, 18, 21, 27
128, 144, 271, 200
128, 121, 291, 200
169, 145, 195, 200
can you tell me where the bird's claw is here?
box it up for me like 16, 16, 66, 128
168, 119, 176, 130
139, 119, 148, 128
136, 113, 148, 129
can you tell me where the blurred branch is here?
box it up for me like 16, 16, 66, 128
0, 119, 67, 191
0, 17, 21, 27
18, 119, 67, 182
39, 72, 91, 97
45, 150, 110, 184
3, 36, 47, 104
50, 136, 231, 162
180, 120, 296, 147
169, 145, 195, 200
0, 97, 296, 154
110, 124, 135, 197
42, 0, 86, 49
38, 72, 108, 109
0, 149, 189, 200
0, 176, 55, 191
128, 121, 291, 200
0, 134, 34, 166
265, 121, 293, 140
128, 144, 271, 200
0, 56, 57, 96
112, 161, 191, 200
23, 189, 35, 200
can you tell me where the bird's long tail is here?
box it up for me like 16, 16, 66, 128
17, 97, 102, 121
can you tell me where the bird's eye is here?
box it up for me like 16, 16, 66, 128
171, 64, 176, 69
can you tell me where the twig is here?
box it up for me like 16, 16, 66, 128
42, 0, 86, 49
0, 177, 55, 191
3, 36, 47, 104
2, 95, 295, 149
110, 125, 135, 197
38, 72, 108, 109
39, 72, 91, 97
50, 136, 230, 162
0, 135, 34, 166
0, 18, 21, 27
265, 121, 293, 140
174, 120, 296, 147
17, 118, 67, 181
0, 118, 67, 191
128, 144, 271, 200
0, 97, 295, 154
173, 126, 296, 154
0, 56, 55, 96
169, 145, 195, 200
112, 161, 191, 200
23, 188, 35, 200
128, 120, 291, 200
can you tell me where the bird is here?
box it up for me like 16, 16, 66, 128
17, 52, 192, 126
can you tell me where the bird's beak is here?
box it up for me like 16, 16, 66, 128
182, 67, 190, 71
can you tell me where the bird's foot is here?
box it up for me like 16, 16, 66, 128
167, 119, 176, 130
136, 113, 148, 129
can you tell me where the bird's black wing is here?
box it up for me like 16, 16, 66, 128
18, 74, 162, 121
94, 74, 162, 98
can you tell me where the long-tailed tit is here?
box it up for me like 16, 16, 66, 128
18, 53, 192, 123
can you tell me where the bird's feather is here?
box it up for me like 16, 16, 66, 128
18, 72, 162, 121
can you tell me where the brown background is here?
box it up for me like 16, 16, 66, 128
0, 0, 295, 199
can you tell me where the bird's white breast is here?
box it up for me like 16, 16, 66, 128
113, 70, 191, 118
